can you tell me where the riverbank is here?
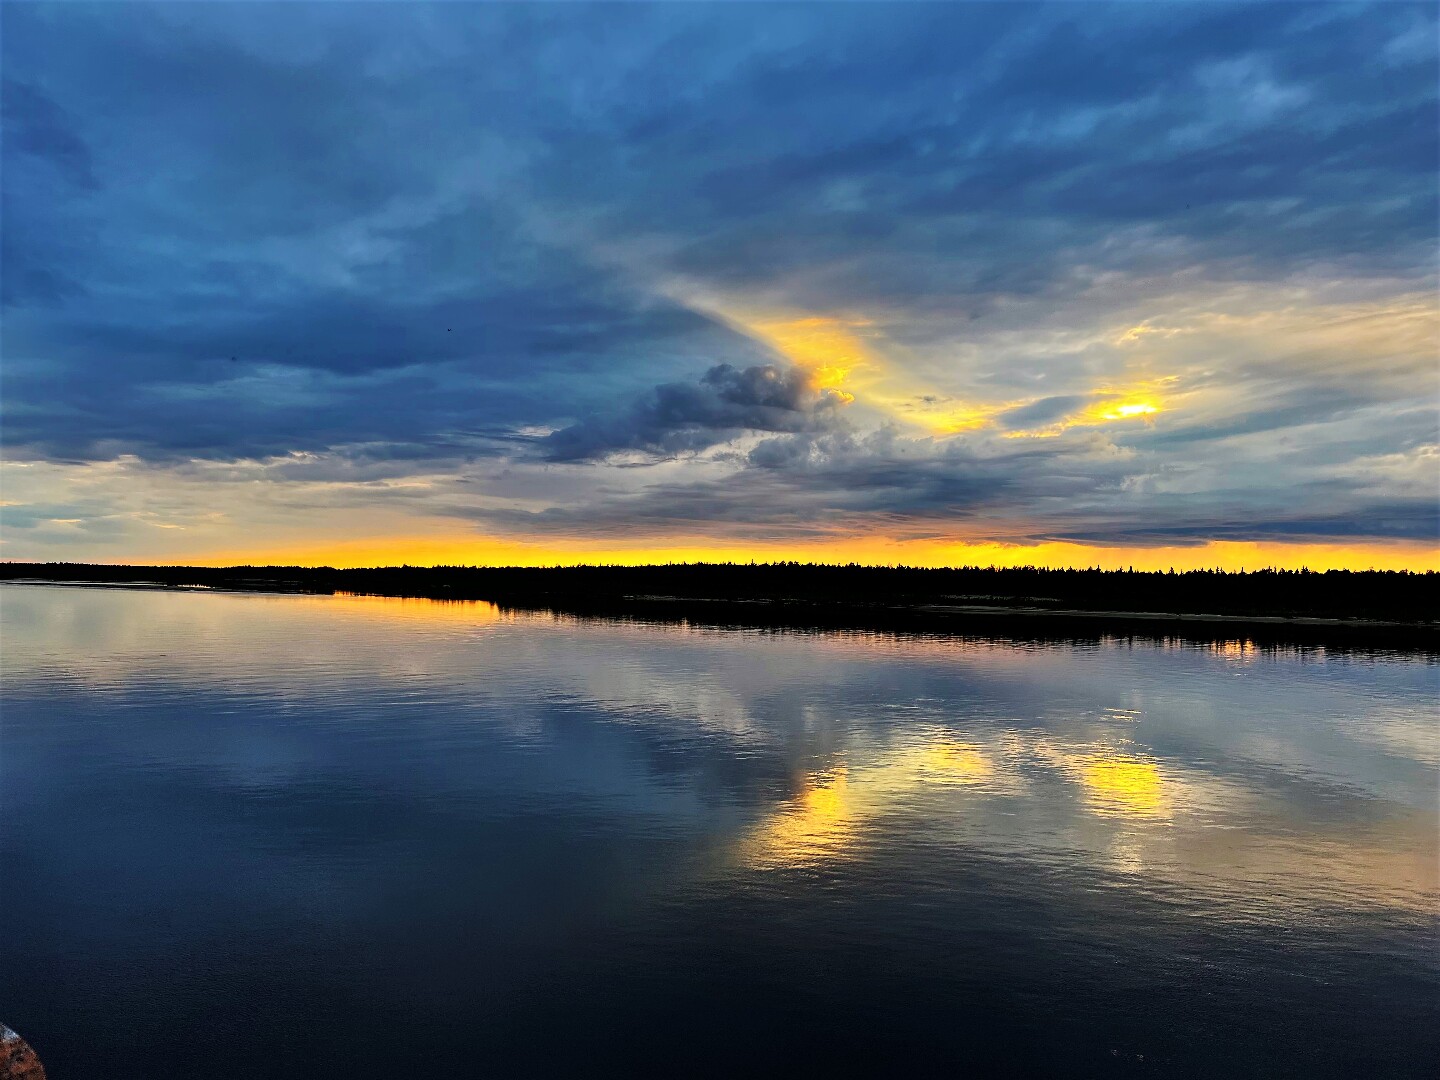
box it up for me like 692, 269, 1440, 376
480, 592, 1439, 648
4, 563, 1436, 648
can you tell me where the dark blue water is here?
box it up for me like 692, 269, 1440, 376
3, 585, 1436, 1077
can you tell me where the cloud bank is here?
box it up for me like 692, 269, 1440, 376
1, 2, 1435, 563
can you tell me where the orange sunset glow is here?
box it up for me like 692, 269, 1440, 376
128, 534, 1440, 573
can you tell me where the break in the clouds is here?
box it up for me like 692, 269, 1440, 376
1, 2, 1436, 563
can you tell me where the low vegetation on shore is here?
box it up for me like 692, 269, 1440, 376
4, 562, 1435, 629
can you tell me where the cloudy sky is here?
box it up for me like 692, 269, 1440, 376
3, 1, 1436, 569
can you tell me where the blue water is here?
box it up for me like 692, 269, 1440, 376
2, 585, 1436, 1077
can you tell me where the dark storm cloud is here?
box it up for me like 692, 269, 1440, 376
1, 2, 1435, 551
542, 363, 851, 462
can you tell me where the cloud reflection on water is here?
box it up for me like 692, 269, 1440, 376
5, 585, 1435, 926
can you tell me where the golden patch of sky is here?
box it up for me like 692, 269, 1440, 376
694, 297, 1187, 441
702, 281, 1437, 448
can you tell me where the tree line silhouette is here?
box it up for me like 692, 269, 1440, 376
2, 561, 1435, 624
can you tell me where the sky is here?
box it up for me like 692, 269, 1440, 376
2, 1, 1437, 570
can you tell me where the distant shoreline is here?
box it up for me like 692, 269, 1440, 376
480, 592, 1439, 648
4, 563, 1436, 648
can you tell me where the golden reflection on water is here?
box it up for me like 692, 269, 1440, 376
921, 743, 995, 785
1077, 757, 1169, 819
1026, 740, 1181, 822
741, 741, 1005, 868
745, 767, 859, 867
8, 586, 1433, 921
737, 743, 1175, 875
740, 738, 1183, 870
1210, 639, 1258, 663
735, 731, 1437, 920
326, 591, 505, 623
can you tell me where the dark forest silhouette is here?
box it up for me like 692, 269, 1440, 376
3, 562, 1435, 644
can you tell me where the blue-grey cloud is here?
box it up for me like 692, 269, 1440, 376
996, 396, 1091, 431
542, 363, 851, 462
2, 79, 97, 190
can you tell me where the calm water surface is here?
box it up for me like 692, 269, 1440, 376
2, 585, 1436, 1077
